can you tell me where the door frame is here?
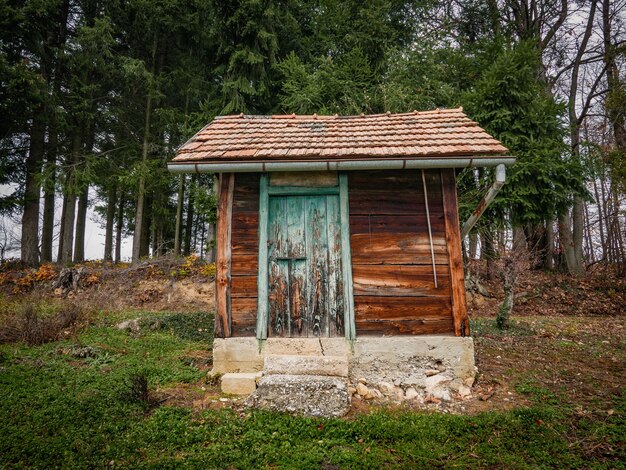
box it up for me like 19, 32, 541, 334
256, 173, 356, 341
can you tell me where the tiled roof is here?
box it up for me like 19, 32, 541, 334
172, 108, 508, 163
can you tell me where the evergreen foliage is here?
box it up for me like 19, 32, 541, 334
463, 42, 582, 226
0, 0, 623, 268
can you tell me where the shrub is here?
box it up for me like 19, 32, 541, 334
123, 371, 151, 407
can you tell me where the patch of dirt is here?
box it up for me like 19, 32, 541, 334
0, 258, 216, 314
461, 263, 626, 414
467, 264, 626, 319
156, 379, 251, 413
131, 278, 214, 311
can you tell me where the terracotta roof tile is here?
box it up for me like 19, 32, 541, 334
172, 108, 508, 163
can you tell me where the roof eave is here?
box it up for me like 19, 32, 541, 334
167, 156, 516, 173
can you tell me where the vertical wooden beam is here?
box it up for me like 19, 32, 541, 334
441, 169, 469, 336
216, 172, 234, 338
256, 174, 270, 340
339, 173, 356, 340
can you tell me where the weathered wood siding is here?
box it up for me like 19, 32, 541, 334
349, 170, 455, 335
229, 173, 260, 337
221, 169, 465, 338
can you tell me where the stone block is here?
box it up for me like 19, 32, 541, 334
212, 338, 263, 374
246, 374, 350, 417
263, 338, 350, 357
221, 372, 262, 395
264, 355, 349, 377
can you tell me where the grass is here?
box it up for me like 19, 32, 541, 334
0, 309, 625, 468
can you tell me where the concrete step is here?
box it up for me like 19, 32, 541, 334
264, 354, 349, 377
221, 372, 263, 395
246, 374, 350, 417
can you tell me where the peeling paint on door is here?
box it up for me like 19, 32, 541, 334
267, 194, 344, 337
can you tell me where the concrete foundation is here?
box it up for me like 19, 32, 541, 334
212, 336, 476, 403
211, 338, 350, 374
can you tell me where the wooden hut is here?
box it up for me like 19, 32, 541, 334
168, 108, 513, 410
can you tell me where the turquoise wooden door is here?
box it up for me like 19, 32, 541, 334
267, 194, 344, 337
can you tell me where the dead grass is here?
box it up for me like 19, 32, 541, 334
0, 301, 86, 346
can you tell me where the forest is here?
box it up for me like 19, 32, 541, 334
0, 0, 625, 277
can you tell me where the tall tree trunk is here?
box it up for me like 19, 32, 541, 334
545, 220, 554, 270
73, 125, 95, 263
158, 225, 165, 256
572, 196, 585, 272
150, 194, 158, 257
174, 175, 185, 255
41, 1, 69, 262
131, 38, 157, 263
602, 0, 626, 274
104, 185, 116, 262
57, 193, 68, 262
207, 221, 216, 263
583, 202, 595, 263
468, 233, 478, 260
60, 131, 82, 264
512, 226, 525, 253
482, 227, 496, 280
206, 176, 218, 264
558, 210, 578, 274
139, 195, 151, 259
199, 221, 206, 259
183, 175, 196, 255
192, 211, 200, 253
612, 187, 626, 274
73, 185, 89, 262
21, 112, 46, 266
115, 191, 125, 264
603, 0, 626, 151
592, 176, 606, 260
565, 0, 598, 276
40, 130, 57, 263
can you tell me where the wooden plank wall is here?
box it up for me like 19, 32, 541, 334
349, 170, 455, 335
228, 173, 260, 337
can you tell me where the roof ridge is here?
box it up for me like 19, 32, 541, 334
214, 108, 465, 121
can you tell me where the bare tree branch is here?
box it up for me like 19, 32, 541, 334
541, 0, 568, 49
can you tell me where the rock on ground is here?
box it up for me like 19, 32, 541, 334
116, 319, 140, 333
246, 374, 350, 417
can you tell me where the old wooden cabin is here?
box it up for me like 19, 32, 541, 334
168, 108, 513, 413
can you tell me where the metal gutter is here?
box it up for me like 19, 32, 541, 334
460, 164, 507, 238
167, 157, 515, 174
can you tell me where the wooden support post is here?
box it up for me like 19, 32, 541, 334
216, 172, 234, 338
339, 173, 356, 340
441, 169, 469, 336
256, 174, 270, 340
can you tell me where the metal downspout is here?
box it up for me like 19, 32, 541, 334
460, 164, 507, 238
